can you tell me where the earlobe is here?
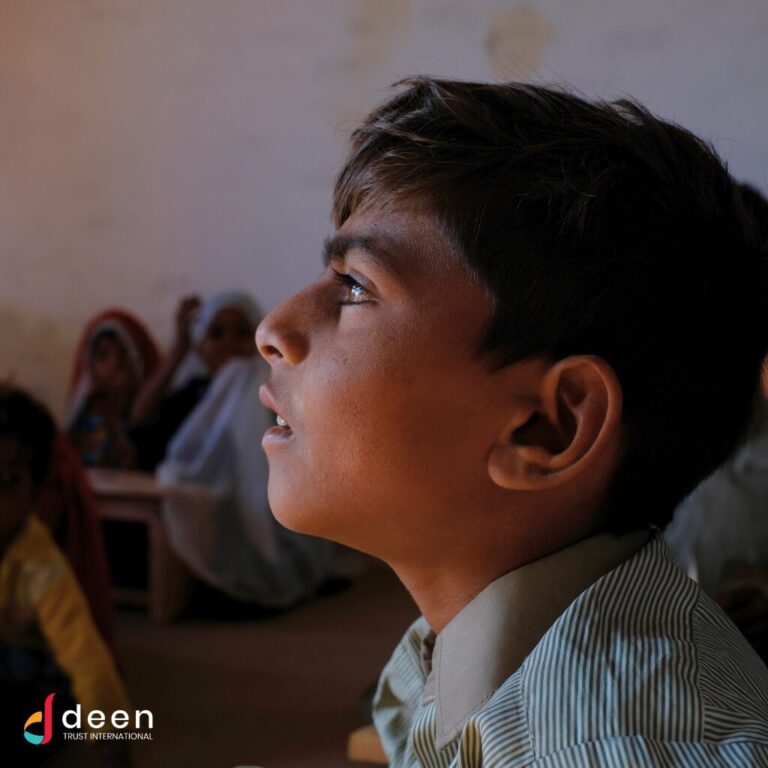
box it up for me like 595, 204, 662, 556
487, 356, 623, 491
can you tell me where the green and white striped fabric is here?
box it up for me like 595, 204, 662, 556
373, 536, 768, 767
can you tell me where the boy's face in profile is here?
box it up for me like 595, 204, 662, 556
257, 205, 532, 561
0, 437, 34, 542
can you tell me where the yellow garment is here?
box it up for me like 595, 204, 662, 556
0, 515, 130, 726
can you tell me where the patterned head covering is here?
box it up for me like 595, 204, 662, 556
66, 308, 161, 429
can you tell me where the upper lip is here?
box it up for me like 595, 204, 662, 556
259, 383, 289, 426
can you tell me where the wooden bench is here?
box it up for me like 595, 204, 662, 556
347, 725, 387, 765
87, 468, 190, 622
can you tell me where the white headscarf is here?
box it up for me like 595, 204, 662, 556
173, 291, 262, 389
190, 291, 262, 346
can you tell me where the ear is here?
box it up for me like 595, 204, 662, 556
487, 356, 623, 491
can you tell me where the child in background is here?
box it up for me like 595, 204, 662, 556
35, 434, 118, 663
67, 309, 161, 469
0, 387, 131, 766
131, 292, 261, 471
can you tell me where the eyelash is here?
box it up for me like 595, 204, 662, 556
331, 268, 374, 305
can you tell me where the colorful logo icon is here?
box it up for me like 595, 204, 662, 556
24, 693, 55, 745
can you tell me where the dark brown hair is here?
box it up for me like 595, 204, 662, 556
333, 77, 768, 532
0, 386, 57, 489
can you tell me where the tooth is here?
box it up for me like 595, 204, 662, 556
276, 415, 287, 428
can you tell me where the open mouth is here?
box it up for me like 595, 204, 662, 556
266, 410, 293, 442
258, 384, 293, 445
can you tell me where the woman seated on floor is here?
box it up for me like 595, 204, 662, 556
130, 291, 261, 471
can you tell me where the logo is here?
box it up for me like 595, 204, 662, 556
21, 694, 154, 745
24, 693, 55, 745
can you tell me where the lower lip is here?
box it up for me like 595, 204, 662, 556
262, 425, 294, 448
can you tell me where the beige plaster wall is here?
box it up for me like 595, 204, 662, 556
1, 0, 766, 417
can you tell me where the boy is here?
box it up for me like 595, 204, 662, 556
256, 79, 768, 766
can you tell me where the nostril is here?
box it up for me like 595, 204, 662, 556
255, 321, 279, 361
261, 343, 283, 360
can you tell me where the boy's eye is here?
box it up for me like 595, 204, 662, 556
331, 269, 374, 305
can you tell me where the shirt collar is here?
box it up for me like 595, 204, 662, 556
423, 528, 650, 748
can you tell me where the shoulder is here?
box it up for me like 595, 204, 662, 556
692, 588, 768, 743
5, 515, 64, 563
517, 535, 768, 758
376, 615, 432, 703
524, 736, 768, 767
373, 616, 433, 764
3, 517, 69, 609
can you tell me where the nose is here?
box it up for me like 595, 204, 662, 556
256, 292, 310, 366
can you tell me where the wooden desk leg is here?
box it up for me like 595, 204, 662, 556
148, 517, 191, 623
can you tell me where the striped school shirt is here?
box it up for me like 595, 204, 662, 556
373, 532, 768, 766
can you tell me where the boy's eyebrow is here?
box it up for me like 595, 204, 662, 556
322, 233, 402, 277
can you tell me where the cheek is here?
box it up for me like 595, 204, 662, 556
270, 335, 491, 538
304, 342, 412, 456
266, 339, 409, 535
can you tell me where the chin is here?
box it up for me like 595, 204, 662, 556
268, 481, 358, 551
269, 505, 307, 534
267, 481, 320, 536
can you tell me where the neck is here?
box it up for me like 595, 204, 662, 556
389, 536, 563, 634
389, 564, 492, 634
386, 502, 607, 633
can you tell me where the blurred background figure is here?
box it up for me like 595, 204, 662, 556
130, 292, 260, 471
0, 387, 131, 767
35, 434, 118, 663
666, 399, 768, 661
665, 183, 768, 661
66, 310, 161, 470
